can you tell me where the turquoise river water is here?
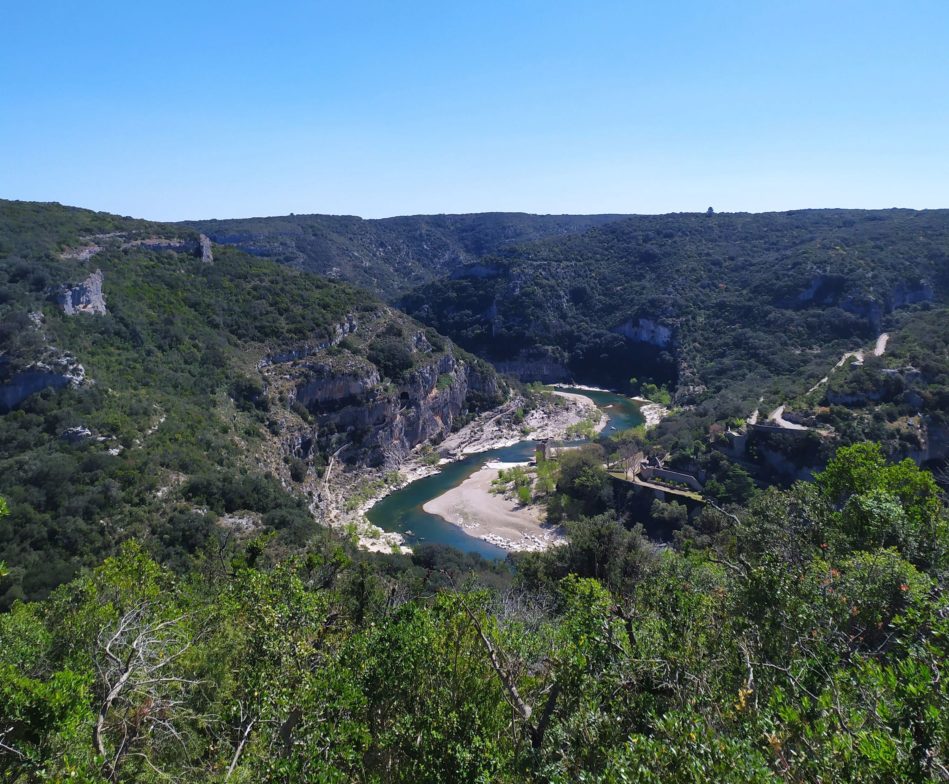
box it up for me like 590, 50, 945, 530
366, 387, 644, 559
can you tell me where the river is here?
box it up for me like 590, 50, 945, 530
365, 387, 644, 559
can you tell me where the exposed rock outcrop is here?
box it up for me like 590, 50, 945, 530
921, 419, 949, 464
791, 275, 934, 331
60, 244, 102, 261
295, 368, 380, 411
198, 233, 213, 264
261, 314, 359, 366
121, 234, 214, 263
61, 426, 93, 443
59, 269, 106, 315
614, 317, 674, 348
292, 351, 502, 467
0, 351, 87, 413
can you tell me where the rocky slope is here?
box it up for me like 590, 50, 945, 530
260, 306, 505, 472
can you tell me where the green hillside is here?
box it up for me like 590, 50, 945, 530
3, 442, 949, 782
401, 209, 949, 458
0, 201, 503, 606
3, 201, 949, 783
183, 212, 627, 296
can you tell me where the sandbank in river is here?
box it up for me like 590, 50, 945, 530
422, 461, 565, 552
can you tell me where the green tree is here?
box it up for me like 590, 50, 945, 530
816, 442, 947, 566
556, 445, 610, 516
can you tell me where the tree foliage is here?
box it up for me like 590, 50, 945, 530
2, 445, 946, 782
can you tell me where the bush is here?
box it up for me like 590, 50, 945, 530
367, 336, 414, 381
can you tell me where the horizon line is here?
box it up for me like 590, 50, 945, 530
5, 196, 949, 224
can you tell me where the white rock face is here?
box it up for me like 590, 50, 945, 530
61, 244, 102, 261
199, 234, 214, 264
60, 269, 107, 315
615, 317, 673, 348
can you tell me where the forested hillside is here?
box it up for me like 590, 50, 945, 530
0, 201, 504, 606
403, 210, 947, 389
401, 209, 949, 463
3, 443, 949, 782
183, 212, 626, 296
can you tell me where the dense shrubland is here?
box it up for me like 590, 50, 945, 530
183, 212, 626, 297
2, 443, 948, 782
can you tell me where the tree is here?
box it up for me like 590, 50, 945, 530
610, 427, 645, 476
556, 445, 610, 516
92, 603, 199, 781
367, 335, 414, 381
651, 498, 688, 528
816, 442, 947, 567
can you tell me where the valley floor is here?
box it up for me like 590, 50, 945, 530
416, 389, 607, 552
423, 461, 565, 552
337, 388, 604, 553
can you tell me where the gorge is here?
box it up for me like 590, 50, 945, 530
2, 199, 948, 784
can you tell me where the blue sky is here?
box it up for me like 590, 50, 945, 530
1, 1, 947, 219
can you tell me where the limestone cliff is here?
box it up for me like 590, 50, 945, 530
288, 351, 501, 467
614, 317, 674, 349
790, 274, 935, 331
261, 312, 506, 471
0, 370, 72, 413
59, 269, 107, 315
122, 234, 214, 262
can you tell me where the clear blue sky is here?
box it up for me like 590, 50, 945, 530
2, 1, 947, 220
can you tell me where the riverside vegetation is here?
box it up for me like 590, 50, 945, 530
2, 200, 949, 781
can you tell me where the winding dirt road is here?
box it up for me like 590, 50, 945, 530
772, 333, 890, 429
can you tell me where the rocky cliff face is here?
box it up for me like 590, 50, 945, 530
792, 275, 935, 331
289, 351, 501, 467
260, 314, 359, 366
59, 269, 107, 315
0, 350, 86, 413
260, 313, 505, 470
198, 234, 214, 264
922, 420, 949, 464
122, 234, 214, 262
614, 317, 674, 348
0, 370, 72, 413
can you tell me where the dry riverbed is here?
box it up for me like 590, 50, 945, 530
630, 397, 669, 429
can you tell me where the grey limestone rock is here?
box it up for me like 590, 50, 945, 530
60, 269, 107, 316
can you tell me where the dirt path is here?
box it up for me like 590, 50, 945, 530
747, 397, 763, 425
805, 332, 889, 395
835, 349, 864, 369
874, 332, 889, 356
767, 404, 810, 430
